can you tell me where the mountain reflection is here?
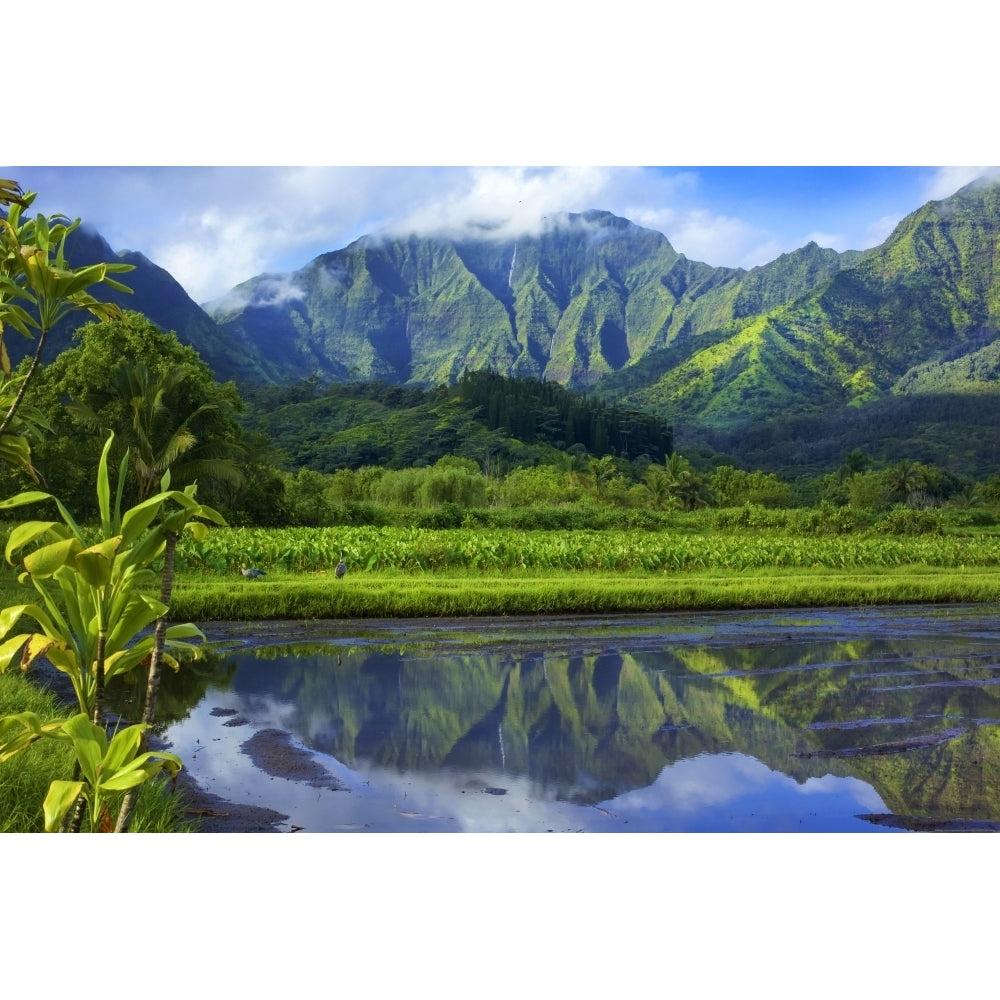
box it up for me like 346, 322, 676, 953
154, 607, 1000, 830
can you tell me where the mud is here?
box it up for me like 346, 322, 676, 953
240, 728, 348, 793
175, 770, 290, 833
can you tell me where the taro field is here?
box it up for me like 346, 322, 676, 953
173, 526, 1000, 576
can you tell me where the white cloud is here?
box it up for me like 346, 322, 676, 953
381, 166, 628, 242
923, 166, 1000, 201
15, 165, 995, 303
144, 166, 721, 300
802, 230, 849, 252
643, 207, 772, 269
861, 213, 905, 248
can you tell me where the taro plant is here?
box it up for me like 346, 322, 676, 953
0, 710, 181, 832
0, 432, 226, 830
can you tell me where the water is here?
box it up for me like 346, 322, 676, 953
131, 604, 1000, 832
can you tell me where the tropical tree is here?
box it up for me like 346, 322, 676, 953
656, 452, 715, 510
0, 433, 226, 831
838, 448, 870, 481
0, 180, 133, 441
69, 359, 243, 502
587, 455, 619, 500
25, 311, 246, 514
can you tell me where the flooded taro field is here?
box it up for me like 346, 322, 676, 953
112, 603, 1000, 832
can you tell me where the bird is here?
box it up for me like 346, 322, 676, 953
335, 550, 347, 579
241, 566, 266, 579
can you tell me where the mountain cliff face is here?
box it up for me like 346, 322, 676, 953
27, 177, 1000, 475
605, 178, 1000, 425
205, 210, 850, 390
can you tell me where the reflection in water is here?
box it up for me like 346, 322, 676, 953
151, 605, 1000, 832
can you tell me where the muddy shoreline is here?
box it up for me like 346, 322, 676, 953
167, 721, 352, 833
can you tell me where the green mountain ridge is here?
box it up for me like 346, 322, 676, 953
207, 209, 860, 392
624, 178, 1000, 417
18, 176, 1000, 479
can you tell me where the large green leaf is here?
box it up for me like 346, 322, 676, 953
0, 633, 30, 673
0, 710, 63, 762
0, 602, 61, 645
74, 537, 122, 587
23, 536, 81, 577
101, 723, 145, 774
61, 714, 104, 785
0, 489, 53, 513
42, 780, 86, 832
97, 433, 115, 534
101, 750, 181, 792
5, 520, 64, 563
120, 499, 166, 548
105, 594, 164, 654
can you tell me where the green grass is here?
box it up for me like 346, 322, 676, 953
0, 672, 198, 833
164, 565, 1000, 621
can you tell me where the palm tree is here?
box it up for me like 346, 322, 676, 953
888, 459, 917, 504
69, 360, 244, 502
658, 452, 714, 511
838, 449, 870, 481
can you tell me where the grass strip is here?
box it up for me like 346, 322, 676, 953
166, 566, 1000, 621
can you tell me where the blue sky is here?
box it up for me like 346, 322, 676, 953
4, 165, 995, 305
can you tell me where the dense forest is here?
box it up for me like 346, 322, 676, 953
4, 311, 998, 535
240, 368, 673, 474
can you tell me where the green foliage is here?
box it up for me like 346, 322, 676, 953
174, 522, 1000, 579
25, 311, 247, 517
0, 711, 181, 831
709, 466, 791, 508
713, 504, 790, 530
794, 502, 862, 535
0, 670, 194, 832
240, 372, 672, 476
873, 505, 943, 536
0, 432, 225, 830
499, 465, 579, 507
0, 433, 223, 720
847, 470, 891, 513
0, 181, 133, 480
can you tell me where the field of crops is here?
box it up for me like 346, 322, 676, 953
174, 525, 1000, 576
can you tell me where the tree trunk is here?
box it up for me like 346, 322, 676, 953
114, 530, 177, 833
0, 324, 48, 438
91, 631, 107, 726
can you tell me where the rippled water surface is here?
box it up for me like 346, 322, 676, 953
134, 604, 1000, 832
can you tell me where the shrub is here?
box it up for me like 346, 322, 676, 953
795, 502, 862, 535
874, 505, 942, 536
714, 503, 790, 530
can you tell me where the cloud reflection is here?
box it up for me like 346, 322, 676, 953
167, 698, 889, 833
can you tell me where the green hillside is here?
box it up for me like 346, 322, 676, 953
15, 175, 1000, 482
207, 210, 845, 391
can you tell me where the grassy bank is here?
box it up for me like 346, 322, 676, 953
163, 565, 1000, 621
5, 521, 1000, 622
0, 671, 198, 833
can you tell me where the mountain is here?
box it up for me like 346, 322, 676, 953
597, 177, 1000, 472
15, 177, 1000, 478
205, 210, 851, 390
608, 178, 1000, 415
15, 226, 266, 384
